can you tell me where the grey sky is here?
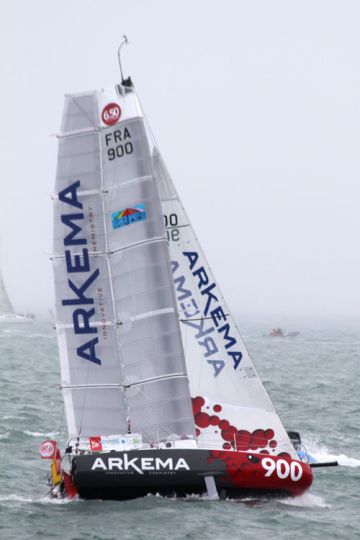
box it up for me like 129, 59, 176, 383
0, 0, 359, 325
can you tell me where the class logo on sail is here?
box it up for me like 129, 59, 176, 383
112, 203, 147, 230
101, 102, 121, 126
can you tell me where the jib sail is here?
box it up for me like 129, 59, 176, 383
152, 148, 297, 458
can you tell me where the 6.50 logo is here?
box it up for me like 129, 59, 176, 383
102, 103, 121, 126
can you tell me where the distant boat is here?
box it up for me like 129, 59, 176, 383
269, 328, 299, 338
0, 269, 33, 324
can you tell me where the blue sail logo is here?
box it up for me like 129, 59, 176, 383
112, 203, 147, 230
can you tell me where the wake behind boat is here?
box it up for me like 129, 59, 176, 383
41, 41, 318, 500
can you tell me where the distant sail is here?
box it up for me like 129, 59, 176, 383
0, 271, 14, 315
54, 85, 195, 442
152, 149, 297, 458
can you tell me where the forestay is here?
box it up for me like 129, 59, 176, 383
152, 149, 297, 458
53, 84, 195, 443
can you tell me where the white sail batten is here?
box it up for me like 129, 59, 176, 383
54, 84, 195, 442
152, 149, 297, 458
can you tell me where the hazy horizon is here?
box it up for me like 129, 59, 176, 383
1, 0, 359, 327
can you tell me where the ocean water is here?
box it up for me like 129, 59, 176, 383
0, 322, 359, 540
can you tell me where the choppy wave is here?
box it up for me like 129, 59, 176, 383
0, 494, 34, 503
0, 493, 75, 505
306, 441, 360, 467
24, 430, 59, 438
315, 449, 360, 467
279, 493, 330, 508
27, 333, 54, 340
0, 432, 9, 440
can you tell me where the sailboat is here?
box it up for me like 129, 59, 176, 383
42, 41, 316, 500
0, 268, 33, 324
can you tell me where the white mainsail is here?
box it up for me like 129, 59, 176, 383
54, 84, 195, 443
0, 263, 32, 323
0, 271, 14, 315
152, 149, 297, 458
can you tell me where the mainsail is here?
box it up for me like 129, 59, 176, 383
152, 149, 297, 458
53, 84, 195, 443
0, 271, 14, 315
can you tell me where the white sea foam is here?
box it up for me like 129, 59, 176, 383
0, 494, 34, 503
24, 430, 59, 438
37, 496, 78, 505
0, 432, 9, 440
306, 441, 360, 467
0, 493, 77, 505
279, 492, 330, 508
28, 333, 53, 340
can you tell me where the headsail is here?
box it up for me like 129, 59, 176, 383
53, 84, 195, 443
152, 149, 297, 458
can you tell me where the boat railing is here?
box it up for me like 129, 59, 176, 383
64, 434, 198, 455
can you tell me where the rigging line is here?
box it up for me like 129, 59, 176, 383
165, 224, 189, 230
133, 84, 162, 154
62, 373, 188, 390
103, 174, 153, 192
77, 357, 92, 438
70, 95, 97, 133
179, 315, 229, 322
124, 372, 187, 389
57, 126, 100, 138
56, 403, 65, 445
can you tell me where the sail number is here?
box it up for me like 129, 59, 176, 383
105, 128, 133, 162
108, 142, 133, 161
164, 213, 180, 242
261, 458, 303, 481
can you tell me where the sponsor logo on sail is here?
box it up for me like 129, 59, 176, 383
172, 251, 243, 378
112, 204, 147, 230
102, 102, 121, 126
58, 180, 102, 366
91, 454, 190, 474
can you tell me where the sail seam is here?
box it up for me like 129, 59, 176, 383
124, 373, 187, 388
130, 307, 175, 322
57, 114, 143, 138
104, 174, 153, 191
165, 224, 190, 230
52, 235, 168, 259
109, 235, 168, 255
61, 373, 187, 390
